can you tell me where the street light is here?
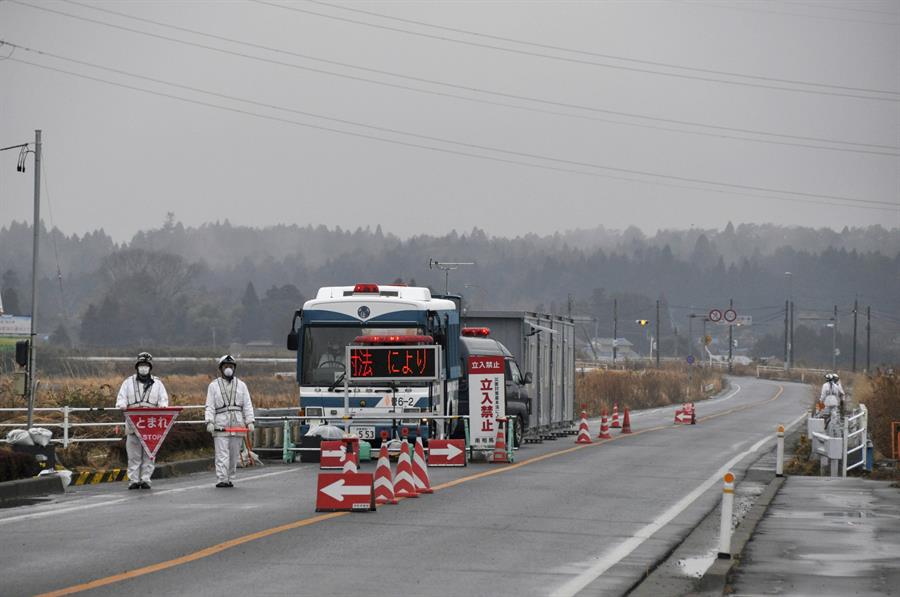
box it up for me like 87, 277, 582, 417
1, 131, 42, 427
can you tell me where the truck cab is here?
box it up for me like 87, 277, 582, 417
455, 328, 532, 447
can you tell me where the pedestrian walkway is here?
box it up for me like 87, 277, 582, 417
729, 476, 900, 596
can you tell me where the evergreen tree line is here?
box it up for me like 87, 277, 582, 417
0, 219, 897, 367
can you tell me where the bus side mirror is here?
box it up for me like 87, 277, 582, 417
286, 330, 299, 351
523, 371, 533, 385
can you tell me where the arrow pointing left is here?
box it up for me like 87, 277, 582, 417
320, 478, 372, 502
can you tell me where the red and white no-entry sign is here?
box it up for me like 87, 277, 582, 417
124, 407, 182, 459
315, 472, 375, 512
427, 439, 466, 467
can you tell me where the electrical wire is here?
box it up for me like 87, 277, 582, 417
6, 53, 897, 212
299, 0, 900, 96
14, 1, 893, 154
39, 145, 70, 323
249, 0, 900, 102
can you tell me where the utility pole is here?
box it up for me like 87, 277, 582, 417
655, 299, 660, 368
866, 305, 871, 372
784, 300, 789, 370
831, 304, 838, 371
852, 298, 858, 372
26, 130, 41, 427
728, 298, 733, 372
790, 300, 795, 369
612, 298, 618, 364
428, 259, 473, 294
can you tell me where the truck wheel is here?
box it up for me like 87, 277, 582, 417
513, 416, 523, 448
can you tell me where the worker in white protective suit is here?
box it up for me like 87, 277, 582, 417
205, 355, 255, 488
116, 352, 169, 490
820, 372, 846, 433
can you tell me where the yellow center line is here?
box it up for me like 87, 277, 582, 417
37, 383, 785, 597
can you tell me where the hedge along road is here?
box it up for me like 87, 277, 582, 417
0, 377, 808, 597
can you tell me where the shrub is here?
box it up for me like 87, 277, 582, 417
0, 448, 39, 482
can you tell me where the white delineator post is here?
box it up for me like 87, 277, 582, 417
776, 425, 785, 477
718, 472, 735, 559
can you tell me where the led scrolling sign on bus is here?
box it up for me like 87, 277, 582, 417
346, 345, 439, 382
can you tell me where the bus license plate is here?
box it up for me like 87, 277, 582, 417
350, 426, 375, 440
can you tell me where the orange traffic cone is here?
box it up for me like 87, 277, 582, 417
374, 444, 397, 505
412, 437, 434, 494
611, 403, 621, 428
492, 418, 511, 462
575, 410, 592, 444
597, 408, 612, 439
393, 439, 418, 498
621, 407, 632, 434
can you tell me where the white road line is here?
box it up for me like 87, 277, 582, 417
0, 468, 299, 526
550, 408, 807, 597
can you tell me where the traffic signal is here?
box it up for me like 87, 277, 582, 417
15, 340, 29, 367
635, 319, 649, 327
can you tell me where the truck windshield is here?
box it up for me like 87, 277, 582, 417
301, 326, 425, 385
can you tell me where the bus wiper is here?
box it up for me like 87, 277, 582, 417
328, 373, 346, 392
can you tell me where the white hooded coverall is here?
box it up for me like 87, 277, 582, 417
205, 377, 255, 483
116, 375, 169, 486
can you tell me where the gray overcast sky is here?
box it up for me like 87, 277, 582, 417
1, 0, 898, 242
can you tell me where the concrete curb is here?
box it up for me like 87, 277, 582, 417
150, 457, 214, 479
0, 475, 67, 501
696, 475, 786, 594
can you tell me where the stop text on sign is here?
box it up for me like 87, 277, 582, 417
346, 345, 440, 382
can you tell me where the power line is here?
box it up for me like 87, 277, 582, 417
300, 0, 900, 96
682, 0, 900, 26
250, 0, 900, 102
16, 1, 898, 155
7, 55, 898, 213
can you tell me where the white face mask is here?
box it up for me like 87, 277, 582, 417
222, 367, 234, 378
137, 365, 151, 376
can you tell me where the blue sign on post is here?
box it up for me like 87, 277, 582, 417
686, 354, 695, 365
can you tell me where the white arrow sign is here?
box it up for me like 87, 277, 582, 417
320, 478, 371, 502
321, 447, 347, 460
429, 443, 463, 460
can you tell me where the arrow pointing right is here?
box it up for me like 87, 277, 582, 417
320, 478, 371, 502
321, 447, 347, 460
429, 443, 463, 460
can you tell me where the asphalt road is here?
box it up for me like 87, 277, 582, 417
0, 376, 811, 597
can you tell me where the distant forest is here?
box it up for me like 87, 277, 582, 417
1, 216, 898, 368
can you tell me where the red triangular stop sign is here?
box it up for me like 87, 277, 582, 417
124, 407, 183, 459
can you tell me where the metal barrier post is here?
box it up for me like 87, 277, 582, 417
506, 417, 515, 463
842, 415, 849, 478
776, 424, 784, 477
717, 472, 735, 558
283, 420, 294, 464
464, 417, 472, 460
63, 405, 70, 449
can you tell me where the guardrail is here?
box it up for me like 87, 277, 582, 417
1, 406, 473, 457
843, 404, 868, 477
757, 364, 830, 382
0, 406, 208, 448
808, 404, 868, 478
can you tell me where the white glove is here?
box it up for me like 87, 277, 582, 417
206, 422, 215, 434
247, 423, 255, 433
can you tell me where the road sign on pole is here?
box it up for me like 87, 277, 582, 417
709, 309, 722, 322
724, 309, 737, 323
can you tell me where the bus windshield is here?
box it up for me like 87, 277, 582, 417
301, 325, 425, 385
